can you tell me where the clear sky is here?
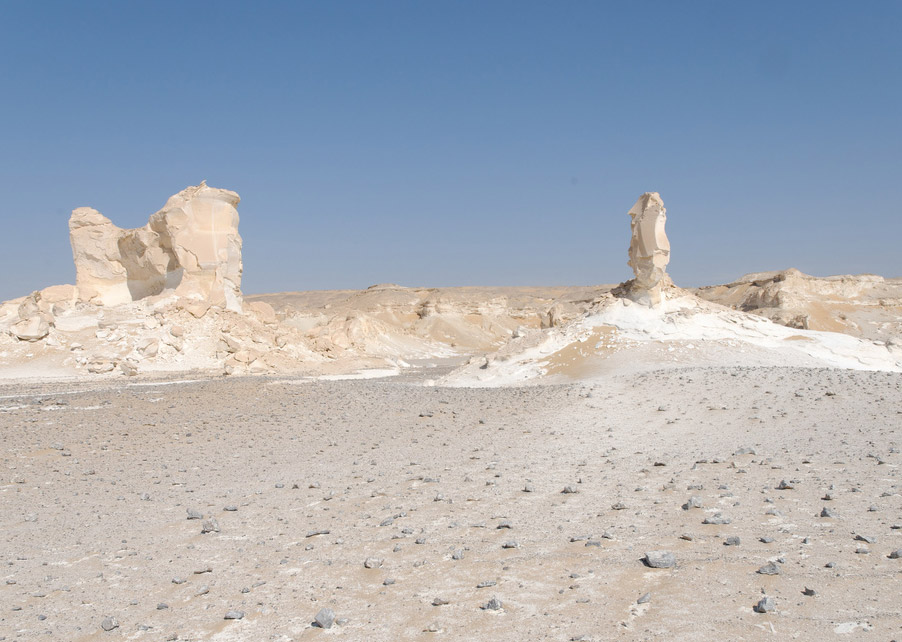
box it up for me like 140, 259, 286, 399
1, 1, 899, 301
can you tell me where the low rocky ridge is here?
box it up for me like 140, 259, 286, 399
249, 284, 606, 360
693, 268, 902, 344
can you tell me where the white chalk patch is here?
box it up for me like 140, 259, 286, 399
127, 379, 204, 387
318, 369, 400, 381
834, 622, 871, 634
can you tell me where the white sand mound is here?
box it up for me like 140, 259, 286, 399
441, 293, 902, 387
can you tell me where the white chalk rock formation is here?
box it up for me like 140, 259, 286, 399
694, 269, 902, 342
627, 192, 671, 305
10, 293, 52, 342
70, 182, 243, 310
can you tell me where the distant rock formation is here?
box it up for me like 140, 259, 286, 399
694, 268, 902, 343
0, 182, 305, 377
70, 182, 243, 310
626, 192, 671, 304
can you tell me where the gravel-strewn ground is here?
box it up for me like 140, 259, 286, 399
2, 367, 901, 641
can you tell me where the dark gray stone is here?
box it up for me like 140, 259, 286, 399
201, 518, 220, 534
682, 496, 702, 510
644, 551, 676, 568
314, 608, 335, 629
757, 562, 780, 575
703, 513, 731, 525
100, 617, 119, 632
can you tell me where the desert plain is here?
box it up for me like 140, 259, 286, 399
1, 187, 901, 641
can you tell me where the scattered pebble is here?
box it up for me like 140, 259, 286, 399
682, 496, 702, 510
644, 551, 676, 568
314, 608, 335, 629
100, 617, 119, 632
757, 562, 780, 575
754, 596, 775, 613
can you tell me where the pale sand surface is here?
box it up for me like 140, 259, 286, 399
2, 367, 901, 641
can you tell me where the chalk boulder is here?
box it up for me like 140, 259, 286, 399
9, 291, 55, 342
70, 182, 243, 310
626, 192, 671, 305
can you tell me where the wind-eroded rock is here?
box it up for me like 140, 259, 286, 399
69, 182, 242, 310
626, 192, 671, 305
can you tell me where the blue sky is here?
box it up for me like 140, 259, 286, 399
1, 1, 899, 300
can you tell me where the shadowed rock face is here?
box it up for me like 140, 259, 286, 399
627, 192, 671, 305
69, 182, 242, 310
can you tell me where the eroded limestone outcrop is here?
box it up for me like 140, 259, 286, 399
694, 269, 902, 342
0, 182, 317, 378
70, 182, 243, 310
626, 192, 671, 304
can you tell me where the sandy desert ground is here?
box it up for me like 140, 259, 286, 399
2, 364, 901, 641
